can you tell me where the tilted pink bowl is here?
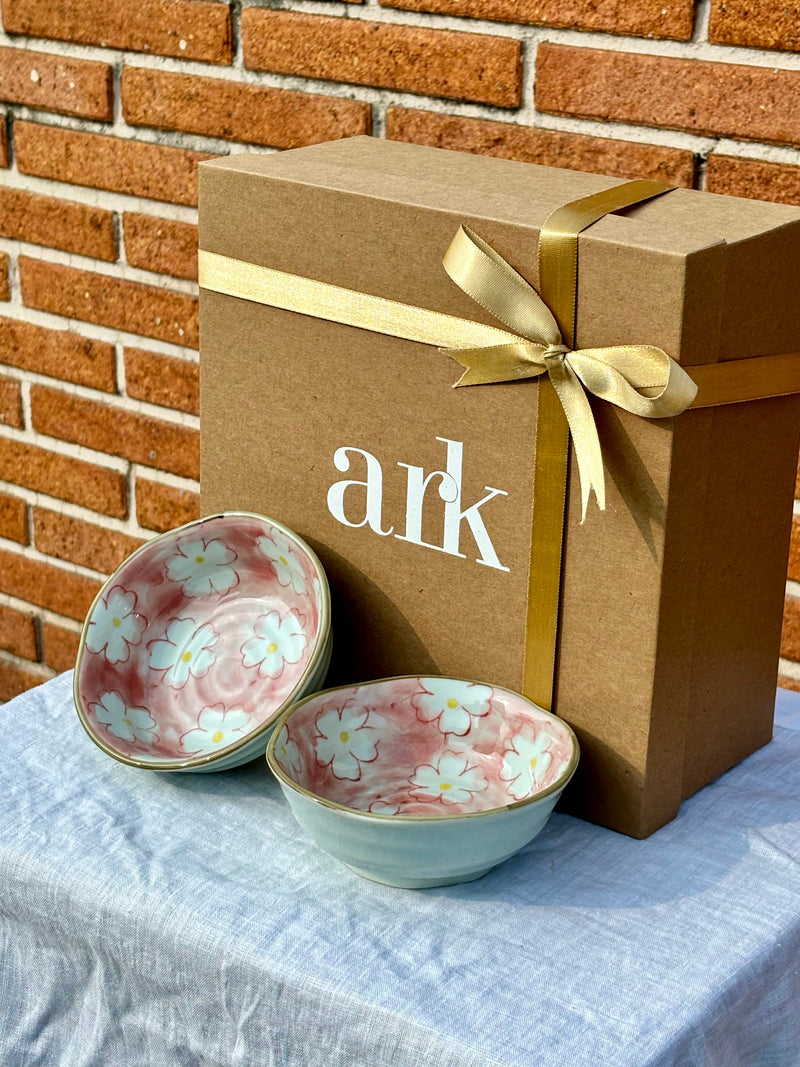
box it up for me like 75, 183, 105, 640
74, 512, 331, 771
267, 676, 579, 887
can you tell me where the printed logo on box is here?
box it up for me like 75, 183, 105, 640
326, 437, 509, 572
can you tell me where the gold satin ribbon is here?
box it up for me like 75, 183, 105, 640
199, 181, 800, 712
199, 210, 695, 523
197, 244, 800, 417
441, 223, 697, 519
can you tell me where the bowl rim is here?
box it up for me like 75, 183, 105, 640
73, 510, 332, 771
266, 675, 580, 822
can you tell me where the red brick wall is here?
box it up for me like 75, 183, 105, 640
0, 0, 800, 699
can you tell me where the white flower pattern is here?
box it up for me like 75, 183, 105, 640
257, 531, 307, 595
90, 690, 158, 745
85, 586, 146, 664
147, 616, 218, 688
412, 679, 493, 736
165, 536, 238, 597
241, 610, 306, 679
315, 705, 379, 780
500, 733, 553, 800
410, 753, 488, 806
274, 725, 302, 776
181, 704, 251, 755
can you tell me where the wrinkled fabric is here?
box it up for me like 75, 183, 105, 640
1, 672, 799, 1067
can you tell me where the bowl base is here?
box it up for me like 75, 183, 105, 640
343, 863, 496, 889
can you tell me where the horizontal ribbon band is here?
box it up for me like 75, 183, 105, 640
199, 245, 800, 514
199, 248, 519, 350
198, 247, 800, 411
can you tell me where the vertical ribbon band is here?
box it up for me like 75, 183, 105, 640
522, 179, 675, 710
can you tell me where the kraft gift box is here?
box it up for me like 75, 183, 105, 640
199, 137, 800, 838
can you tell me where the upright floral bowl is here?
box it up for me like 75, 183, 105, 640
74, 512, 331, 771
267, 676, 578, 888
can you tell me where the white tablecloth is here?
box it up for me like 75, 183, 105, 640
2, 672, 799, 1066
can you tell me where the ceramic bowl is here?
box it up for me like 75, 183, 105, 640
267, 676, 579, 888
74, 512, 331, 771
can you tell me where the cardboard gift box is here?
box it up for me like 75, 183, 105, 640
198, 137, 800, 838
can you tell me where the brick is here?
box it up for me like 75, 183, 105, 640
243, 9, 521, 108
0, 491, 27, 543
0, 317, 115, 391
0, 436, 126, 517
710, 0, 800, 52
124, 348, 198, 416
33, 507, 144, 574
778, 674, 800, 693
15, 121, 213, 207
42, 621, 80, 673
536, 44, 800, 147
706, 155, 800, 207
0, 546, 101, 621
781, 595, 800, 661
0, 603, 36, 659
380, 0, 694, 39
0, 660, 49, 701
123, 214, 197, 281
386, 107, 696, 186
1, 0, 232, 65
0, 117, 6, 167
0, 252, 9, 300
19, 257, 199, 348
30, 385, 199, 479
0, 45, 111, 120
0, 187, 115, 260
0, 375, 22, 428
122, 66, 371, 149
789, 516, 800, 582
136, 478, 199, 533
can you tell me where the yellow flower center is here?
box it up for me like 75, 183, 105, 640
112, 617, 122, 628
340, 730, 350, 743
212, 730, 224, 743
279, 555, 289, 566
267, 641, 278, 654
121, 717, 132, 727
195, 555, 205, 563
446, 698, 458, 709
181, 650, 192, 663
439, 782, 452, 791
530, 756, 538, 768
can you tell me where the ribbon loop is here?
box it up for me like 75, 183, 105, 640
441, 227, 698, 520
444, 226, 562, 347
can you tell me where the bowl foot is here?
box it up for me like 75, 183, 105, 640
343, 863, 495, 889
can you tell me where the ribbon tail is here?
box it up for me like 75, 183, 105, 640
444, 342, 549, 387
547, 358, 606, 521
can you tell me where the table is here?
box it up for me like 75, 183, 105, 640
2, 672, 799, 1067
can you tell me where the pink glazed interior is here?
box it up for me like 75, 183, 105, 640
273, 677, 576, 816
75, 514, 325, 764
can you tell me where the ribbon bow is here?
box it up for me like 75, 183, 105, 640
441, 226, 698, 521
